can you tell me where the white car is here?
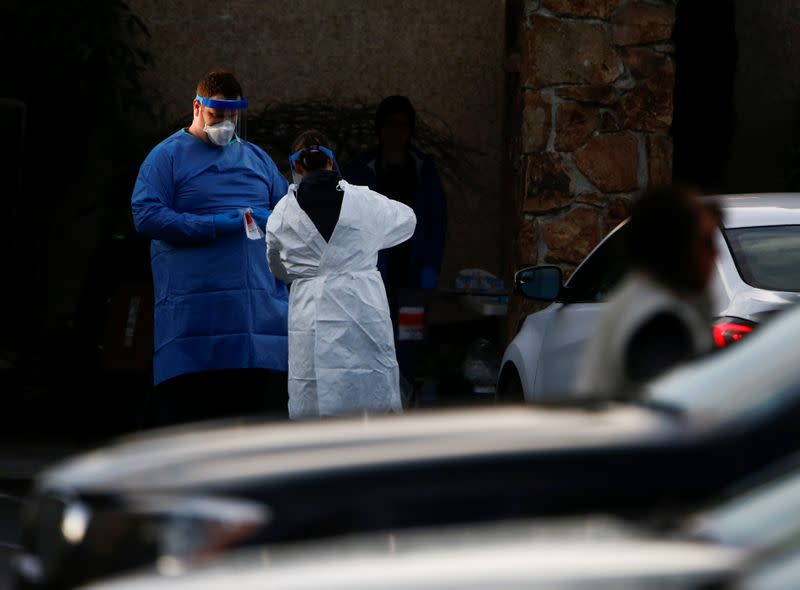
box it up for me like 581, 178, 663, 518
77, 522, 745, 590
498, 193, 800, 402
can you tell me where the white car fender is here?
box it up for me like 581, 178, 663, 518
500, 304, 561, 401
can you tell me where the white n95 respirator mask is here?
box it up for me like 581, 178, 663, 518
204, 120, 236, 146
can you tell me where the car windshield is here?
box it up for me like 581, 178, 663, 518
643, 305, 800, 423
687, 463, 800, 551
725, 225, 800, 292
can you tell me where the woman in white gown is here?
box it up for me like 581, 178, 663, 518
266, 130, 417, 419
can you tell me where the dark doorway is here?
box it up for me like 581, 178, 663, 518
672, 0, 738, 192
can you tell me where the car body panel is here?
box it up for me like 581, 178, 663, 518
77, 524, 746, 590
739, 548, 800, 590
21, 332, 800, 589
499, 308, 553, 396
504, 194, 800, 402
713, 193, 800, 229
643, 304, 800, 424
534, 303, 604, 399
40, 406, 674, 495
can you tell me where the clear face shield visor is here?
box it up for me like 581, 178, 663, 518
289, 146, 341, 185
195, 95, 248, 146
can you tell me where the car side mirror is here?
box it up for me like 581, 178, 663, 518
515, 266, 563, 301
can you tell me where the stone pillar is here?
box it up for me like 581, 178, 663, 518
508, 0, 676, 336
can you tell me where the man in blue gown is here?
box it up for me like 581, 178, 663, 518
131, 70, 289, 424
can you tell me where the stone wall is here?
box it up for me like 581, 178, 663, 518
508, 0, 676, 331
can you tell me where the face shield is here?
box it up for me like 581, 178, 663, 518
289, 145, 341, 185
195, 95, 248, 146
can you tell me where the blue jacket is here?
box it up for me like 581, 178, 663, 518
131, 130, 289, 384
345, 148, 447, 290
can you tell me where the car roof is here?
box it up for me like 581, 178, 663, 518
709, 193, 800, 229
78, 523, 745, 590
40, 405, 671, 494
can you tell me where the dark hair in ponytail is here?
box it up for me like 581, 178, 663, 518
291, 129, 333, 172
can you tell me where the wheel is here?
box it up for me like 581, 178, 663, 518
496, 365, 525, 404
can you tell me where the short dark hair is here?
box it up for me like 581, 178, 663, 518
196, 70, 243, 100
375, 95, 416, 137
291, 129, 333, 172
627, 185, 721, 289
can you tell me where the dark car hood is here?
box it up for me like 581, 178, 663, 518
39, 406, 677, 495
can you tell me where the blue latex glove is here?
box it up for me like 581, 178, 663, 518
250, 208, 271, 228
213, 211, 243, 236
420, 266, 438, 291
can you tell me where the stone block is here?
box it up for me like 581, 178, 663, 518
541, 0, 620, 19
517, 216, 540, 266
523, 17, 624, 88
647, 133, 673, 186
544, 207, 602, 265
524, 153, 575, 213
618, 74, 674, 132
606, 196, 632, 232
620, 46, 672, 80
525, 0, 543, 13
523, 91, 552, 153
600, 110, 621, 132
613, 2, 676, 46
614, 71, 637, 91
573, 132, 640, 193
556, 102, 602, 151
556, 85, 620, 105
576, 192, 608, 208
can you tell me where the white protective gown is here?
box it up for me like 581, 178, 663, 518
266, 180, 417, 419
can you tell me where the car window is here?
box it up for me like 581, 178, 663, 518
566, 223, 630, 302
725, 225, 800, 292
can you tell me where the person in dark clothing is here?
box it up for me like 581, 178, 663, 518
345, 97, 448, 401
347, 96, 447, 292
578, 186, 722, 397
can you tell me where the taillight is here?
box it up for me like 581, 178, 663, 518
713, 317, 755, 348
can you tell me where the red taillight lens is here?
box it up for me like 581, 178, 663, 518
713, 319, 755, 348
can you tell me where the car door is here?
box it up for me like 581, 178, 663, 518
534, 224, 630, 399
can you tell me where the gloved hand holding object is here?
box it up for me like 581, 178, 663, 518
420, 266, 438, 291
249, 208, 271, 228
213, 211, 243, 236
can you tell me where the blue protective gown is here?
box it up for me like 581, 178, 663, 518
131, 130, 289, 385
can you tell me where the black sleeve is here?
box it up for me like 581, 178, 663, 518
625, 312, 694, 383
